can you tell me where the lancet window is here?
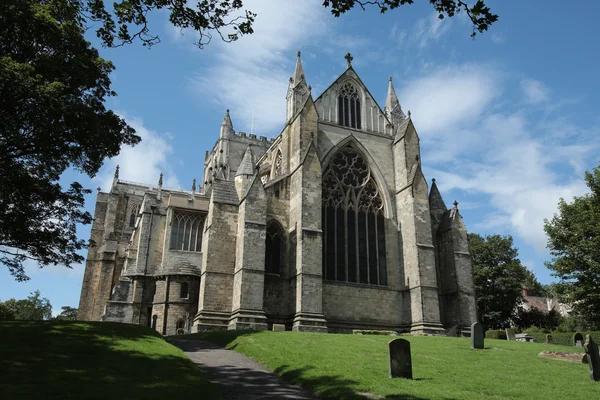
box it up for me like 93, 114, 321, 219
322, 145, 387, 285
273, 150, 283, 177
265, 221, 285, 275
128, 203, 140, 228
338, 82, 361, 129
170, 211, 204, 252
180, 282, 189, 299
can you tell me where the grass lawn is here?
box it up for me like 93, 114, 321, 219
181, 330, 597, 400
0, 321, 222, 399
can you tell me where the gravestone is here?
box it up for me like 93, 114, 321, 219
546, 334, 553, 344
574, 332, 584, 347
505, 328, 516, 341
583, 335, 600, 381
471, 322, 484, 349
389, 339, 412, 379
272, 324, 285, 332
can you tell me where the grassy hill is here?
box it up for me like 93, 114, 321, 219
183, 330, 597, 400
0, 321, 222, 399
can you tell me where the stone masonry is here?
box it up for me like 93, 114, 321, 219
78, 52, 478, 335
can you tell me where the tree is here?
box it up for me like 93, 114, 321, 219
55, 306, 78, 321
0, 1, 140, 280
53, 0, 496, 50
523, 268, 549, 297
469, 233, 528, 330
323, 0, 498, 38
0, 290, 52, 320
544, 164, 600, 330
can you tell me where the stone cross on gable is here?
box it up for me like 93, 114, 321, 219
345, 52, 353, 67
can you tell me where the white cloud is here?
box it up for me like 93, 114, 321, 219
191, 0, 328, 136
95, 115, 180, 191
414, 13, 452, 48
399, 64, 499, 134
491, 33, 505, 44
404, 66, 596, 254
521, 79, 550, 104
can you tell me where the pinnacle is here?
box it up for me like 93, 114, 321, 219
236, 145, 255, 177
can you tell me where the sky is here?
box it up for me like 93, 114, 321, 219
2, 0, 600, 316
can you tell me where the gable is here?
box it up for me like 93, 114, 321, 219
314, 67, 393, 136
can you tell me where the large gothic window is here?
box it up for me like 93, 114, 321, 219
265, 221, 284, 274
322, 145, 387, 285
338, 82, 361, 129
170, 211, 204, 252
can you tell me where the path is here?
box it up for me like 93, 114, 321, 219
170, 339, 319, 400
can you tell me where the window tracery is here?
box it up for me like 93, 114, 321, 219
322, 145, 387, 285
338, 82, 361, 129
170, 211, 204, 252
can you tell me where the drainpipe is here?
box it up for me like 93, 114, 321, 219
138, 205, 155, 325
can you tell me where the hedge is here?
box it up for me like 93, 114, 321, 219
485, 330, 507, 340
353, 330, 397, 335
525, 331, 600, 346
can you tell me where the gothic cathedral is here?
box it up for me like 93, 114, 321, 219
78, 52, 477, 336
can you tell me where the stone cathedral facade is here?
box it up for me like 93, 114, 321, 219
78, 53, 477, 336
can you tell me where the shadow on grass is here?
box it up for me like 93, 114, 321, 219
173, 337, 448, 400
0, 321, 221, 399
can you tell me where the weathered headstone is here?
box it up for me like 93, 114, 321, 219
574, 332, 584, 347
505, 328, 516, 341
272, 324, 285, 332
389, 338, 412, 379
516, 333, 534, 343
471, 322, 484, 349
583, 335, 600, 381
546, 334, 553, 344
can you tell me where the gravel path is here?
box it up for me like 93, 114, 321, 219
170, 339, 318, 400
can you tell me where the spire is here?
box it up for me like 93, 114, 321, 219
429, 178, 448, 214
191, 178, 196, 193
236, 145, 255, 177
111, 165, 119, 189
292, 51, 306, 88
220, 109, 234, 138
385, 76, 406, 125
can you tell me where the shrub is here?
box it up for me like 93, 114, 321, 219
485, 330, 507, 340
526, 331, 600, 346
352, 330, 397, 335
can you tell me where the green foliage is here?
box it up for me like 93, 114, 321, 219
0, 0, 140, 280
469, 233, 528, 330
0, 290, 52, 320
522, 268, 549, 297
485, 329, 507, 340
0, 321, 223, 398
544, 164, 600, 330
525, 331, 600, 347
189, 330, 597, 399
322, 0, 498, 38
54, 306, 78, 321
352, 329, 397, 335
513, 308, 563, 332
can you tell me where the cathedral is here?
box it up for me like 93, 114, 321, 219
77, 52, 477, 336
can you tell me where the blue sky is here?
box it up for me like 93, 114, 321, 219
2, 0, 600, 315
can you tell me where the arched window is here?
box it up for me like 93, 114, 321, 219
180, 282, 189, 299
338, 82, 361, 129
322, 145, 387, 285
170, 211, 205, 252
274, 150, 283, 177
265, 221, 284, 274
176, 319, 185, 334
128, 203, 139, 228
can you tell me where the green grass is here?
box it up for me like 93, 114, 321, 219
179, 330, 597, 400
0, 321, 222, 399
